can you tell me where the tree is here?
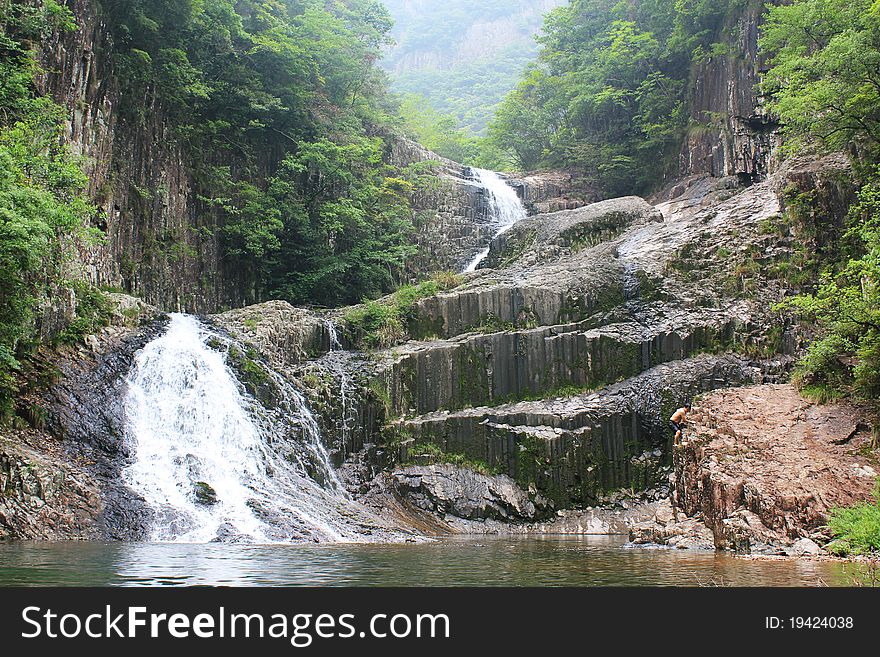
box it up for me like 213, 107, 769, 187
782, 170, 880, 399
485, 0, 736, 191
760, 0, 880, 155
1, 2, 95, 417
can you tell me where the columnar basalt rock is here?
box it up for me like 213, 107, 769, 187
386, 355, 758, 507
37, 0, 232, 313
385, 137, 503, 276
376, 312, 744, 417
507, 170, 600, 215
321, 173, 788, 511
211, 301, 328, 368
679, 0, 782, 182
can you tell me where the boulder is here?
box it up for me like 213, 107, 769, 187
391, 464, 551, 522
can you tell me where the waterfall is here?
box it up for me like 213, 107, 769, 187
122, 314, 380, 544
324, 319, 352, 459
464, 168, 527, 272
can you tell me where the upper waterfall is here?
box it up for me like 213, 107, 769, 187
464, 168, 527, 272
122, 314, 388, 544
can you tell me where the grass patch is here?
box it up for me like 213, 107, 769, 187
54, 282, 115, 345
827, 480, 880, 556
465, 313, 516, 334
404, 441, 499, 476
797, 382, 845, 405
343, 272, 461, 349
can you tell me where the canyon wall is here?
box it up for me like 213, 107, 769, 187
37, 0, 231, 313
678, 0, 782, 183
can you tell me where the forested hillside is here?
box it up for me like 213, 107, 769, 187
382, 0, 562, 135
100, 0, 418, 307
487, 0, 755, 192
0, 0, 429, 417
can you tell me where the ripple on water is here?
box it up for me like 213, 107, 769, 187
0, 536, 858, 587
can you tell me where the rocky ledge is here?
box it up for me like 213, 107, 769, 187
1, 295, 164, 540
391, 464, 551, 522
630, 384, 878, 554
0, 430, 102, 540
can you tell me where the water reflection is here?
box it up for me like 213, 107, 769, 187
0, 536, 855, 587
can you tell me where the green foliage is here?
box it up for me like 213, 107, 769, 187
760, 0, 880, 156
397, 94, 512, 169
758, 1, 880, 402
779, 169, 880, 399
827, 479, 880, 556
260, 136, 420, 306
1, 1, 99, 420
100, 0, 421, 307
343, 272, 460, 348
54, 281, 114, 345
465, 313, 516, 334
402, 440, 499, 476
487, 0, 741, 190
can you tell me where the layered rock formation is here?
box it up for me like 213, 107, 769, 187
298, 161, 804, 524
679, 0, 782, 182
6, 0, 871, 546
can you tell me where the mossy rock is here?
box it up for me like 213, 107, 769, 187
193, 481, 217, 506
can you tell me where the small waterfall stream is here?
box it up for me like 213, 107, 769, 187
122, 314, 385, 544
324, 319, 353, 460
464, 168, 527, 272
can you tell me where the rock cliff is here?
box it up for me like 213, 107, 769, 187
37, 0, 230, 313
631, 385, 878, 554
679, 0, 782, 182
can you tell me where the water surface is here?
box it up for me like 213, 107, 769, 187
0, 536, 859, 587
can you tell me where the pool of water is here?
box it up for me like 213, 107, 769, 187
0, 536, 861, 587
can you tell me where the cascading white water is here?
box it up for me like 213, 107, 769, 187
464, 168, 527, 272
123, 314, 379, 544
324, 319, 352, 459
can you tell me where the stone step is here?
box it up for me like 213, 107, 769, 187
377, 306, 748, 417
387, 355, 758, 507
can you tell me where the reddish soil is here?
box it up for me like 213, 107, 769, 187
674, 384, 878, 550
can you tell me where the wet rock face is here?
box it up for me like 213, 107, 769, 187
0, 434, 102, 540
380, 314, 742, 417
0, 302, 166, 540
320, 170, 790, 512
39, 318, 168, 540
385, 137, 500, 277
481, 196, 661, 271
391, 464, 551, 522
